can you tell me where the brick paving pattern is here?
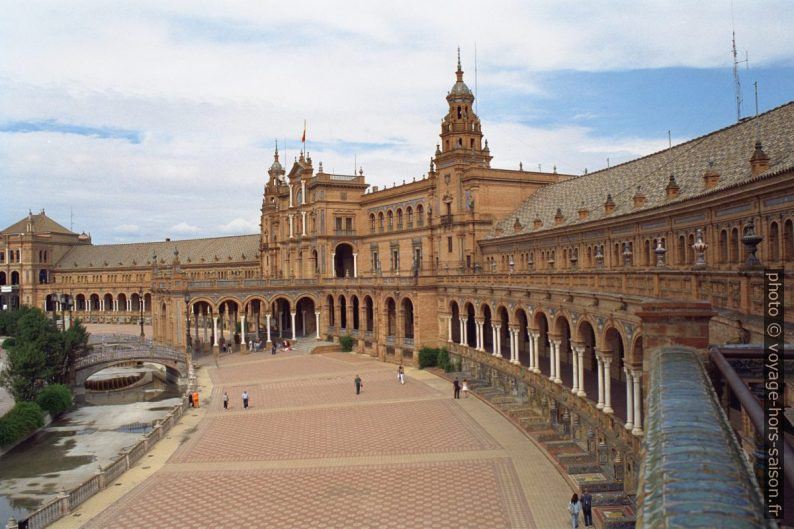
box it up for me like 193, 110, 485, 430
85, 459, 534, 529
78, 342, 573, 528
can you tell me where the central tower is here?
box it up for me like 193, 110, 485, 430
435, 49, 492, 170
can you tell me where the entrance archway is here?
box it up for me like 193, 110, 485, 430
296, 297, 316, 337
334, 243, 355, 278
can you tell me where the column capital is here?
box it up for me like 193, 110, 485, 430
315, 311, 321, 316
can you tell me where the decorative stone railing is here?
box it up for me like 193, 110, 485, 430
635, 346, 773, 528
448, 342, 642, 493
11, 400, 189, 529
435, 269, 794, 324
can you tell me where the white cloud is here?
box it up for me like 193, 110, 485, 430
170, 222, 201, 234
113, 224, 140, 234
218, 217, 259, 234
0, 1, 792, 242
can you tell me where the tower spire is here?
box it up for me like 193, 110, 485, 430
456, 46, 463, 81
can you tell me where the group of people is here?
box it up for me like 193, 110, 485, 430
568, 492, 593, 528
222, 390, 250, 410
246, 338, 292, 353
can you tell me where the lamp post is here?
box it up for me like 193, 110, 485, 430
58, 293, 73, 330
184, 291, 192, 358
138, 288, 145, 340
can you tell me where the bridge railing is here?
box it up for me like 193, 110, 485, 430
636, 346, 774, 528
14, 399, 191, 529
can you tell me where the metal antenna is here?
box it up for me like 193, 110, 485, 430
731, 1, 748, 121
754, 80, 760, 141
668, 130, 672, 148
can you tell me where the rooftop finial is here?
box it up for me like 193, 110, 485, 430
456, 47, 463, 81
275, 139, 279, 157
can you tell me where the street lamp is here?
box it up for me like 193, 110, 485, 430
184, 291, 192, 357
138, 288, 145, 340
58, 293, 72, 329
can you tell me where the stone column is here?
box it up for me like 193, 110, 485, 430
596, 356, 604, 409
548, 340, 556, 381
289, 185, 293, 207
447, 315, 453, 343
510, 327, 520, 364
301, 211, 307, 236
353, 253, 358, 278
603, 358, 613, 414
554, 340, 562, 384
473, 318, 482, 350
265, 313, 272, 343
315, 311, 321, 339
632, 369, 643, 435
240, 314, 247, 349
330, 252, 336, 278
527, 332, 535, 370
571, 346, 579, 394
532, 332, 541, 373
491, 324, 498, 356
289, 214, 294, 238
461, 317, 468, 346
291, 312, 296, 340
577, 347, 586, 397
624, 367, 634, 430
213, 316, 219, 346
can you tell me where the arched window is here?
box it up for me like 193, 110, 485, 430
719, 230, 728, 263
396, 209, 403, 229
407, 207, 413, 227
387, 210, 393, 231
378, 212, 384, 230
369, 214, 376, 232
769, 221, 780, 261
730, 228, 740, 263
416, 204, 424, 227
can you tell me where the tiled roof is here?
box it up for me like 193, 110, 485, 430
488, 102, 794, 239
54, 234, 260, 270
2, 211, 75, 235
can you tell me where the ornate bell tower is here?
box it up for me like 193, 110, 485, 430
435, 48, 492, 170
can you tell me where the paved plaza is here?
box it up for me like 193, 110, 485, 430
56, 342, 575, 529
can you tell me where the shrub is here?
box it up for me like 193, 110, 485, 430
339, 335, 354, 352
36, 384, 73, 417
0, 401, 44, 446
418, 347, 439, 369
438, 348, 452, 372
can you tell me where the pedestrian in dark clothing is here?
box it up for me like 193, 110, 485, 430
453, 378, 461, 399
223, 392, 229, 410
354, 375, 363, 395
271, 342, 277, 355
242, 390, 249, 409
581, 490, 593, 527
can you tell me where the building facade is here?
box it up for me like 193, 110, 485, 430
3, 58, 793, 497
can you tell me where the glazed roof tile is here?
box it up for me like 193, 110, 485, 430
54, 234, 260, 270
488, 102, 794, 239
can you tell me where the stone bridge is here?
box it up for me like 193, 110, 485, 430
74, 335, 188, 389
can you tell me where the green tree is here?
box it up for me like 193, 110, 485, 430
0, 341, 49, 401
0, 308, 89, 401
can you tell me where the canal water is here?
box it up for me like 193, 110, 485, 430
0, 365, 184, 523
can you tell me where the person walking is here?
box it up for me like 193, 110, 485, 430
568, 493, 581, 529
453, 378, 461, 399
581, 490, 592, 527
462, 378, 469, 398
223, 392, 229, 410
271, 342, 277, 355
242, 390, 249, 410
398, 365, 405, 385
354, 375, 363, 395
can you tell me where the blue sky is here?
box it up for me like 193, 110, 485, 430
0, 1, 792, 243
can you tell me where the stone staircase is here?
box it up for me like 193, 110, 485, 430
464, 378, 636, 529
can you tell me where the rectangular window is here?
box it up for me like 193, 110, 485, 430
345, 217, 352, 231
335, 217, 342, 231
447, 237, 453, 253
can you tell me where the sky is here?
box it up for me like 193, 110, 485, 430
1, 1, 792, 244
